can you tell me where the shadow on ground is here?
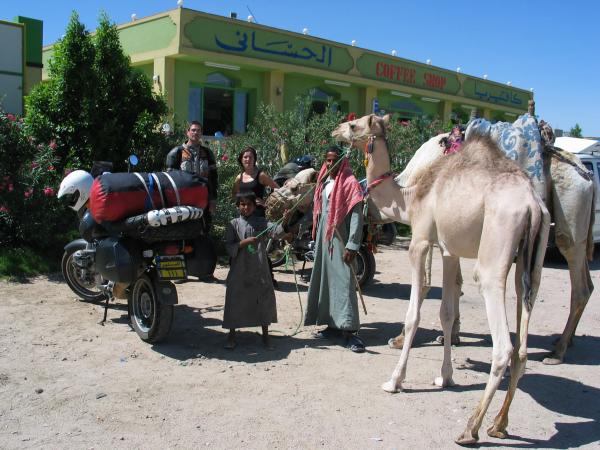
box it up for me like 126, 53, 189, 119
105, 303, 333, 364
453, 358, 600, 448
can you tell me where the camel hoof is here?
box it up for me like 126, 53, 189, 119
487, 425, 508, 439
455, 430, 478, 446
542, 354, 563, 365
435, 335, 461, 346
434, 376, 455, 388
381, 380, 401, 393
388, 337, 404, 350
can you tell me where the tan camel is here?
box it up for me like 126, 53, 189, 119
388, 119, 595, 365
332, 114, 550, 445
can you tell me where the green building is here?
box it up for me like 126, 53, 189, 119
0, 16, 43, 115
43, 7, 531, 135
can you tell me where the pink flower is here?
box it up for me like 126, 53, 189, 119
31, 162, 39, 169
43, 187, 55, 196
272, 128, 277, 133
0, 206, 9, 213
24, 188, 33, 198
221, 154, 229, 162
6, 114, 16, 122
48, 165, 55, 171
49, 140, 57, 150
8, 183, 14, 192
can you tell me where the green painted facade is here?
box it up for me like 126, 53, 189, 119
14, 16, 43, 66
119, 16, 177, 55
41, 7, 533, 134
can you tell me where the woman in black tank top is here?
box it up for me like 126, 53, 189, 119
232, 146, 278, 216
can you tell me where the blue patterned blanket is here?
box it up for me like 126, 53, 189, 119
465, 114, 545, 201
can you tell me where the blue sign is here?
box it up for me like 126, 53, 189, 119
372, 98, 379, 114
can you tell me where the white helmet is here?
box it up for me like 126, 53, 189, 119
57, 170, 94, 211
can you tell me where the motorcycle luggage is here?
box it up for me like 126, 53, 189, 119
89, 171, 208, 223
122, 219, 207, 243
95, 237, 143, 283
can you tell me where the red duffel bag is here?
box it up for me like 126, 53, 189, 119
89, 171, 208, 223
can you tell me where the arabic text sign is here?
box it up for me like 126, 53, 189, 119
356, 54, 460, 95
462, 78, 531, 108
183, 16, 354, 74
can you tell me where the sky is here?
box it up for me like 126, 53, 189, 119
4, 0, 600, 137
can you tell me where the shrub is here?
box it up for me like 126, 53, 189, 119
0, 109, 74, 262
205, 96, 345, 237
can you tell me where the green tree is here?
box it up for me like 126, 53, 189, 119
569, 123, 583, 138
25, 11, 168, 172
26, 11, 95, 167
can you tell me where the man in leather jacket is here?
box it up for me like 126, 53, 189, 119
166, 121, 218, 216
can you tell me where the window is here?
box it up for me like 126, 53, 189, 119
388, 100, 422, 120
309, 87, 342, 116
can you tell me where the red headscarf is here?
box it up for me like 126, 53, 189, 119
312, 156, 364, 244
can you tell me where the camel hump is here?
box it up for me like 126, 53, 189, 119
413, 135, 526, 202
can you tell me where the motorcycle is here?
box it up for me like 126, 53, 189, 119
58, 157, 216, 343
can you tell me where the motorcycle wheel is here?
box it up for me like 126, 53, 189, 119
355, 246, 375, 288
128, 273, 173, 343
61, 248, 106, 303
267, 238, 287, 268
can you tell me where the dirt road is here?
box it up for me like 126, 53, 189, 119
1, 242, 599, 449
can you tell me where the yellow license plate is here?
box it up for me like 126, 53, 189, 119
156, 256, 187, 280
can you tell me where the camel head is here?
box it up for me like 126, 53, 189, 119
332, 114, 391, 147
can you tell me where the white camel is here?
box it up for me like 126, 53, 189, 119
332, 114, 550, 445
388, 114, 595, 365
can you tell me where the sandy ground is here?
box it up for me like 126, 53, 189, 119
1, 241, 599, 449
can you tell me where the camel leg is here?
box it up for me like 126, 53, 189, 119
382, 240, 429, 393
544, 242, 593, 365
451, 263, 463, 342
390, 254, 463, 350
434, 255, 459, 388
487, 253, 532, 438
436, 262, 463, 346
456, 238, 514, 445
387, 248, 430, 350
424, 243, 433, 289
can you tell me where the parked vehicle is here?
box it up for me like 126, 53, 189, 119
58, 157, 215, 343
555, 136, 600, 243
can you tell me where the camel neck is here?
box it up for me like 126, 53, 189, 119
361, 136, 412, 225
365, 137, 392, 182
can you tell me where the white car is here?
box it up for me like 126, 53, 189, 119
555, 136, 600, 243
